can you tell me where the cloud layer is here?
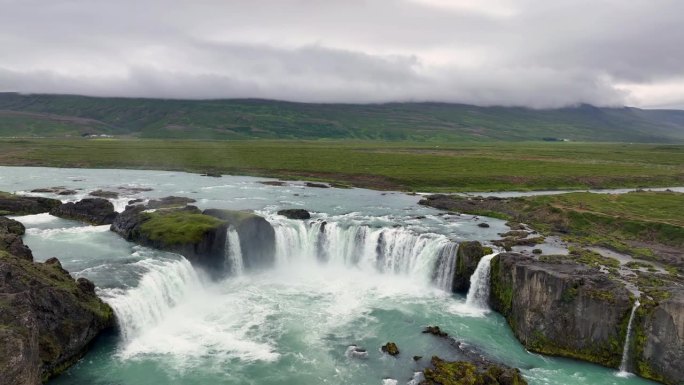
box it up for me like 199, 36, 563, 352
1, 0, 682, 108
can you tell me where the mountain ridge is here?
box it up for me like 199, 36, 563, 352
1, 92, 683, 142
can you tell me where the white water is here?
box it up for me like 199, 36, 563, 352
99, 257, 203, 342
617, 300, 641, 377
464, 253, 499, 311
225, 227, 245, 275
269, 217, 456, 287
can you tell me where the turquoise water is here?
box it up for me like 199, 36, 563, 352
1, 166, 659, 385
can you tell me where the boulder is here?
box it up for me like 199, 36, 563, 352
381, 342, 400, 356
111, 206, 228, 273
489, 253, 633, 369
0, 192, 61, 216
0, 216, 32, 260
0, 251, 114, 384
451, 241, 488, 293
50, 198, 118, 225
203, 209, 276, 270
277, 209, 311, 220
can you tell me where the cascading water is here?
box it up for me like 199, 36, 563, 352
225, 227, 245, 275
433, 242, 459, 291
99, 257, 203, 341
464, 253, 499, 310
269, 217, 457, 287
617, 300, 641, 377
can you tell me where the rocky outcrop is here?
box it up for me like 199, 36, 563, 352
111, 206, 228, 273
50, 198, 118, 225
277, 209, 311, 220
381, 342, 399, 356
0, 192, 61, 216
0, 216, 32, 260
633, 289, 684, 385
451, 241, 490, 293
0, 251, 114, 384
489, 253, 633, 368
88, 190, 119, 198
203, 209, 276, 270
146, 196, 196, 209
422, 356, 528, 385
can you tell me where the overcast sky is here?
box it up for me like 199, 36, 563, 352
1, 0, 683, 108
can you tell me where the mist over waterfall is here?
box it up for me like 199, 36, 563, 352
464, 253, 498, 310
268, 217, 458, 287
100, 257, 203, 341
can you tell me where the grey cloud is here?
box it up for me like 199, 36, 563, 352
0, 0, 682, 108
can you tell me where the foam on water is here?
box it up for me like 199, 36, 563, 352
26, 224, 111, 236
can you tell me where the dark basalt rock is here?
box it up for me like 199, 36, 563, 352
451, 241, 489, 293
489, 252, 633, 369
381, 342, 400, 356
477, 222, 490, 228
146, 196, 196, 209
0, 192, 61, 215
305, 182, 330, 188
89, 190, 119, 198
0, 216, 32, 260
50, 198, 118, 225
0, 252, 114, 384
203, 209, 276, 270
277, 209, 311, 220
56, 190, 77, 196
423, 325, 449, 337
634, 289, 684, 385
111, 206, 228, 274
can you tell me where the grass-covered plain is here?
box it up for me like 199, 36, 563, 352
1, 139, 683, 192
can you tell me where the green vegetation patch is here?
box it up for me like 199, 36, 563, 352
1, 139, 684, 192
139, 210, 225, 245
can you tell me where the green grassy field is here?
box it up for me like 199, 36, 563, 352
1, 139, 683, 192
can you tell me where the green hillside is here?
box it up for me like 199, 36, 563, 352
1, 93, 683, 142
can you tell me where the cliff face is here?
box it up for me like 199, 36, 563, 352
0, 252, 114, 385
111, 206, 228, 273
489, 253, 633, 368
451, 241, 489, 293
203, 209, 276, 270
634, 289, 684, 385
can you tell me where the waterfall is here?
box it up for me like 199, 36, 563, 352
433, 242, 459, 291
269, 218, 455, 285
100, 257, 203, 341
464, 253, 498, 310
617, 300, 641, 377
225, 227, 245, 275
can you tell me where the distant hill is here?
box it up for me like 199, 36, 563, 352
1, 93, 684, 142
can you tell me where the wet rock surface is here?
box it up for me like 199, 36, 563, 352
0, 192, 61, 215
277, 208, 311, 220
50, 198, 118, 225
